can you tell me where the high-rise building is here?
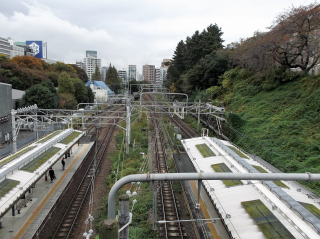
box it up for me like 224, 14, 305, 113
142, 64, 155, 83
101, 66, 109, 81
159, 68, 167, 86
118, 70, 127, 84
77, 51, 101, 80
0, 37, 11, 57
84, 57, 101, 80
86, 50, 97, 58
155, 68, 161, 85
128, 65, 137, 81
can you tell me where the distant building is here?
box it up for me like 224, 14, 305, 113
155, 68, 161, 85
86, 50, 97, 58
142, 64, 155, 83
84, 57, 101, 81
77, 51, 101, 80
0, 37, 11, 57
101, 66, 109, 81
118, 70, 127, 84
161, 59, 171, 69
128, 65, 137, 81
85, 80, 114, 103
159, 67, 167, 86
0, 83, 12, 144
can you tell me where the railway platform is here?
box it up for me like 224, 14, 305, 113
0, 141, 94, 239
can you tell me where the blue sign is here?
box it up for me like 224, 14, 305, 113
26, 41, 44, 58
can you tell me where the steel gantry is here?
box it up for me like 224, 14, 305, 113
10, 90, 226, 155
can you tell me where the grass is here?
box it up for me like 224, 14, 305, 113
95, 112, 159, 238
220, 70, 320, 194
227, 145, 249, 158
195, 144, 215, 157
0, 179, 20, 198
242, 199, 295, 239
59, 132, 81, 145
252, 165, 289, 188
37, 130, 61, 143
0, 146, 36, 168
299, 201, 320, 220
211, 163, 243, 187
20, 147, 60, 172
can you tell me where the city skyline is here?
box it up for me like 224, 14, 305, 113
1, 0, 315, 71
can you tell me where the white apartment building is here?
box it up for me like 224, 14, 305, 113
155, 68, 161, 85
128, 65, 137, 81
0, 37, 11, 57
84, 56, 101, 80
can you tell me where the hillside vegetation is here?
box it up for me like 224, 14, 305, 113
219, 68, 320, 194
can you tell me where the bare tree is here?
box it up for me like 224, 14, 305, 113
268, 3, 320, 73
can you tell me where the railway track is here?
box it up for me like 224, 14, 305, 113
145, 94, 187, 238
170, 115, 199, 138
34, 108, 124, 239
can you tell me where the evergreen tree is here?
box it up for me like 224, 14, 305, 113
91, 65, 102, 82
105, 63, 122, 93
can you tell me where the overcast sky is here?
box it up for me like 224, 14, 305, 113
0, 0, 316, 73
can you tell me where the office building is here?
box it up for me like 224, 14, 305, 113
118, 70, 127, 84
142, 64, 155, 83
86, 50, 97, 58
155, 68, 161, 85
128, 65, 137, 81
0, 37, 11, 57
159, 67, 167, 86
84, 57, 101, 80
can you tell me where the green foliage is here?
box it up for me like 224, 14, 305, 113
226, 113, 245, 130
71, 78, 87, 103
105, 64, 122, 93
53, 62, 77, 74
0, 179, 20, 198
59, 93, 77, 109
91, 65, 102, 82
69, 64, 88, 83
58, 71, 75, 95
195, 144, 215, 157
211, 163, 243, 187
86, 86, 95, 103
20, 147, 60, 172
242, 200, 295, 239
222, 73, 320, 194
21, 81, 59, 109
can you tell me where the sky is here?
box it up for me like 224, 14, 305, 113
0, 0, 317, 73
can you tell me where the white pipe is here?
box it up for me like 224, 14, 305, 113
118, 212, 132, 233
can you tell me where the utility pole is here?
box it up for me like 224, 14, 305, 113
11, 109, 17, 153
118, 194, 130, 239
126, 98, 131, 155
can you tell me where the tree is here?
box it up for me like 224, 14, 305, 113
59, 93, 77, 109
21, 82, 59, 109
58, 71, 75, 95
71, 78, 87, 103
69, 64, 88, 83
53, 62, 77, 74
268, 3, 320, 73
0, 54, 9, 62
105, 64, 122, 93
11, 55, 44, 70
85, 86, 94, 103
91, 65, 102, 82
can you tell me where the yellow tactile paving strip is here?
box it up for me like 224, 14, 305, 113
14, 144, 89, 239
190, 180, 220, 239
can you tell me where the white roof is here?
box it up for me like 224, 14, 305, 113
182, 136, 320, 239
0, 129, 84, 217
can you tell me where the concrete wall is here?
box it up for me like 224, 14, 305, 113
0, 83, 12, 142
